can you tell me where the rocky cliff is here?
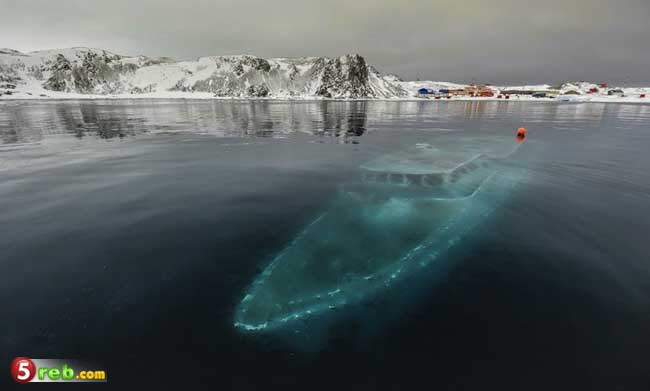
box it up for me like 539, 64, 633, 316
0, 48, 407, 99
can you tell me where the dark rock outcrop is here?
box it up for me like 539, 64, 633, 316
43, 50, 138, 93
247, 84, 269, 97
316, 54, 372, 98
43, 54, 73, 91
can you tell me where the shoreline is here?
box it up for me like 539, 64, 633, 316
2, 94, 649, 105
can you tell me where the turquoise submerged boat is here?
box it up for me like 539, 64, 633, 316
234, 135, 525, 332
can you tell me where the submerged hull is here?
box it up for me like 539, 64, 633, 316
234, 137, 524, 332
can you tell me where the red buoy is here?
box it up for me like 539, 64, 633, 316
516, 127, 527, 143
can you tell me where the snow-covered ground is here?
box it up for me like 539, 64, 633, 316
1, 47, 648, 104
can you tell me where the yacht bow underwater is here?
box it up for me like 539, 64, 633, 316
234, 130, 528, 332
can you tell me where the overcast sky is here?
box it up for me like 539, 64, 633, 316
1, 0, 649, 84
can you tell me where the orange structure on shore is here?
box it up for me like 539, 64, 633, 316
464, 84, 496, 97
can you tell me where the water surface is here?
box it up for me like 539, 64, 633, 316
1, 100, 649, 389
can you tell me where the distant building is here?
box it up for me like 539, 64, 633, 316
439, 88, 465, 96
464, 85, 495, 97
500, 90, 535, 95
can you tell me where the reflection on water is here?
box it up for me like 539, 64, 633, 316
2, 100, 650, 147
0, 100, 371, 145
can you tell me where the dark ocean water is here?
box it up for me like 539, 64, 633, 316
1, 100, 649, 390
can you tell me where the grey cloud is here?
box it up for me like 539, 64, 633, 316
1, 0, 648, 84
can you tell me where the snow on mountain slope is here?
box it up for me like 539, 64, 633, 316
0, 48, 408, 99
2, 47, 648, 102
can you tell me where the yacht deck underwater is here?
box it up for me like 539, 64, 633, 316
234, 134, 527, 332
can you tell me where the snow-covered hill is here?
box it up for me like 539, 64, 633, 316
0, 47, 408, 99
1, 47, 648, 102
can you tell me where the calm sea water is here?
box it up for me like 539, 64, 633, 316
1, 100, 649, 389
